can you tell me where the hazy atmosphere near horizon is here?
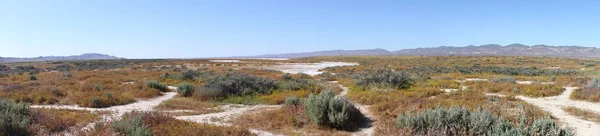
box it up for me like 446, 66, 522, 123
1, 0, 599, 58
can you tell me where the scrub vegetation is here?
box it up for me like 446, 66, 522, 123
1, 56, 599, 135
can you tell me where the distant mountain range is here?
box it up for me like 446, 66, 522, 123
0, 53, 122, 63
247, 44, 600, 58
3, 44, 600, 63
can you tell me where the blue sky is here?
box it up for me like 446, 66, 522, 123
1, 0, 599, 58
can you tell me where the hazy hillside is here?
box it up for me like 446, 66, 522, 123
245, 44, 600, 58
246, 48, 393, 58
395, 44, 600, 58
0, 53, 122, 63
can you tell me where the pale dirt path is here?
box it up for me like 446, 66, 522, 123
176, 104, 282, 136
486, 87, 600, 136
31, 87, 179, 131
331, 81, 375, 136
31, 91, 178, 120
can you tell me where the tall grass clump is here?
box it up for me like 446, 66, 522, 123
177, 83, 195, 97
197, 73, 276, 98
304, 90, 365, 130
396, 106, 574, 135
0, 98, 31, 136
111, 114, 151, 136
353, 69, 412, 90
146, 80, 168, 92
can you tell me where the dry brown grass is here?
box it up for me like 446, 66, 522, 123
86, 111, 255, 136
466, 82, 564, 97
29, 108, 99, 134
562, 106, 600, 123
570, 88, 600, 102
0, 70, 166, 107
233, 106, 351, 136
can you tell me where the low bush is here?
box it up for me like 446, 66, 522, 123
111, 114, 151, 136
29, 75, 37, 81
353, 69, 412, 90
197, 73, 277, 98
177, 83, 194, 97
260, 90, 311, 105
146, 80, 169, 92
304, 90, 365, 130
0, 98, 31, 136
492, 77, 516, 84
284, 96, 301, 106
305, 90, 334, 126
584, 78, 600, 90
396, 106, 574, 135
181, 70, 199, 81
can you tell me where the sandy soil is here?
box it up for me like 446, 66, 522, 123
263, 62, 358, 76
486, 87, 600, 136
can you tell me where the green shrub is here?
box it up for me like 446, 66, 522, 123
492, 77, 516, 84
353, 69, 413, 89
111, 114, 151, 136
29, 75, 37, 81
304, 90, 365, 130
328, 98, 362, 129
95, 84, 104, 91
0, 98, 31, 136
396, 106, 574, 136
90, 96, 101, 107
281, 73, 293, 80
528, 117, 574, 135
199, 73, 276, 98
177, 83, 195, 97
584, 78, 600, 90
182, 70, 199, 81
147, 80, 168, 92
277, 78, 315, 91
284, 96, 301, 106
305, 90, 334, 126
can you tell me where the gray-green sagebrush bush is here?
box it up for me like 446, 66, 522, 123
197, 73, 277, 98
0, 98, 31, 136
284, 96, 301, 106
146, 80, 168, 92
493, 77, 517, 84
396, 107, 574, 136
353, 69, 413, 90
177, 83, 195, 97
111, 114, 151, 136
304, 90, 365, 130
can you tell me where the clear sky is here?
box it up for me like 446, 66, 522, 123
1, 0, 599, 58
